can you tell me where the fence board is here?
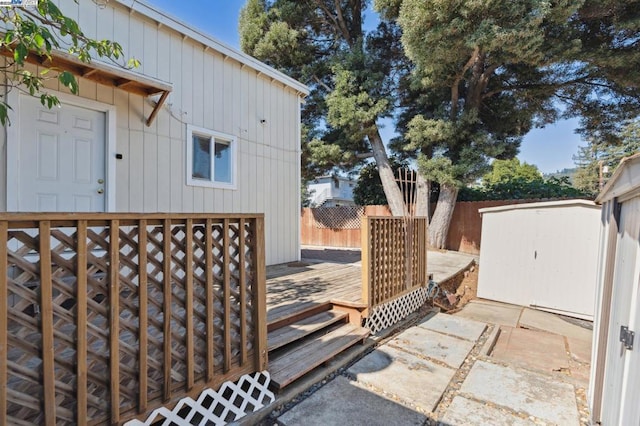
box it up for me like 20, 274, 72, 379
0, 213, 266, 425
76, 221, 88, 422
138, 219, 148, 412
39, 221, 56, 426
109, 220, 120, 423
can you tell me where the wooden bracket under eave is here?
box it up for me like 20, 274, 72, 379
146, 90, 170, 127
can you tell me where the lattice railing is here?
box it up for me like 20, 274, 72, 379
361, 217, 428, 308
0, 213, 267, 425
311, 206, 364, 229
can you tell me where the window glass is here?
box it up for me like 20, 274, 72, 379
192, 135, 211, 180
214, 140, 232, 183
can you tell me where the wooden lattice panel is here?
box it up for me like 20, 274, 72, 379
0, 214, 267, 425
362, 217, 428, 308
311, 206, 364, 229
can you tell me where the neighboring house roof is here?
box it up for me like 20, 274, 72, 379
596, 152, 640, 203
114, 0, 310, 96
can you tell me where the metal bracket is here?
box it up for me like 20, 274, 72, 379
620, 326, 635, 350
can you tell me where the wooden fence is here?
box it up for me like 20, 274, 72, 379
0, 213, 267, 425
303, 201, 547, 254
361, 217, 428, 307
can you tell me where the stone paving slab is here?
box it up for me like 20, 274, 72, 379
441, 396, 537, 426
520, 308, 592, 342
459, 361, 580, 426
277, 376, 427, 426
418, 312, 487, 341
492, 327, 569, 374
347, 345, 455, 412
389, 326, 476, 369
454, 299, 522, 327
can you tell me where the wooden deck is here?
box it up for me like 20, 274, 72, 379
266, 261, 362, 323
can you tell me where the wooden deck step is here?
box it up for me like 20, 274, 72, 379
268, 309, 349, 352
269, 323, 370, 389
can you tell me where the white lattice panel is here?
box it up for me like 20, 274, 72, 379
364, 288, 429, 334
126, 372, 275, 426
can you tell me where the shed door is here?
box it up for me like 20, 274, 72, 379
17, 94, 106, 212
603, 196, 640, 425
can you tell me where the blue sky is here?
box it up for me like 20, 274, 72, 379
146, 0, 584, 174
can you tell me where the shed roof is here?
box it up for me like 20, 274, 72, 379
114, 0, 310, 96
596, 152, 640, 203
479, 199, 599, 215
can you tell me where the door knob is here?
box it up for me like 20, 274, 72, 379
97, 188, 104, 194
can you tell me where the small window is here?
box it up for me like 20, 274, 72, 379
186, 125, 236, 189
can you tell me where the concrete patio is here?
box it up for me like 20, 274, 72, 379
271, 299, 591, 425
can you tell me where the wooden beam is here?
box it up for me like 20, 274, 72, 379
76, 221, 88, 423
39, 221, 56, 426
0, 221, 8, 426
145, 90, 169, 127
109, 220, 120, 424
138, 219, 148, 412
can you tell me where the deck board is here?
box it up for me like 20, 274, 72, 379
266, 260, 362, 323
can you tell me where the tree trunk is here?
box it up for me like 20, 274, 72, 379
414, 172, 430, 218
428, 183, 458, 249
368, 128, 405, 216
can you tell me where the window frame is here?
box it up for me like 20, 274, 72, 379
186, 124, 237, 190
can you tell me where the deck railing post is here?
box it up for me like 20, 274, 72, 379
0, 221, 8, 426
361, 216, 371, 311
109, 219, 121, 424
76, 221, 88, 422
254, 217, 267, 372
39, 221, 56, 426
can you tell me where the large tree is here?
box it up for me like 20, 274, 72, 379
239, 0, 407, 217
0, 0, 138, 125
376, 0, 640, 247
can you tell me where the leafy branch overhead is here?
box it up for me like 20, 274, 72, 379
0, 0, 140, 125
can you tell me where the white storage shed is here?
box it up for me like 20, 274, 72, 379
477, 200, 601, 320
589, 153, 640, 425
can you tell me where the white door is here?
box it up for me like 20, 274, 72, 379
602, 196, 640, 425
18, 94, 106, 212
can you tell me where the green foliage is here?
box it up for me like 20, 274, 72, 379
0, 0, 138, 126
353, 159, 410, 206
239, 0, 402, 176
482, 158, 542, 186
573, 120, 640, 195
459, 176, 590, 201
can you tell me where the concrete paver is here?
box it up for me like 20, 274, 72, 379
567, 335, 592, 363
441, 396, 537, 426
460, 361, 580, 426
418, 312, 487, 341
454, 299, 522, 327
492, 326, 569, 374
347, 345, 456, 412
277, 376, 427, 426
389, 326, 476, 369
519, 308, 592, 342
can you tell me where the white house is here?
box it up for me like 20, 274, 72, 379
589, 153, 640, 425
308, 176, 356, 207
0, 0, 309, 265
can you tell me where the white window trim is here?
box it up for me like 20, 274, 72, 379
6, 88, 117, 212
186, 124, 237, 190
